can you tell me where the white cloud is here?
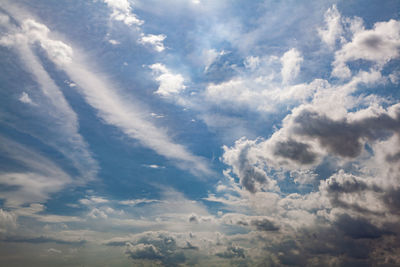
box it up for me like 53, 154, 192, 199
139, 33, 166, 52
150, 63, 186, 96
0, 16, 98, 181
318, 5, 344, 48
65, 60, 209, 174
47, 248, 62, 254
332, 19, 400, 79
244, 55, 260, 71
1, 12, 211, 175
103, 0, 143, 26
0, 136, 73, 207
142, 164, 165, 169
280, 48, 303, 84
119, 199, 160, 206
18, 91, 34, 104
108, 39, 120, 45
79, 196, 109, 206
202, 49, 226, 71
150, 112, 164, 118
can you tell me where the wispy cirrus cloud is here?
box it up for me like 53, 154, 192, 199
0, 6, 211, 175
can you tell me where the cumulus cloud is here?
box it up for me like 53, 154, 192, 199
139, 33, 166, 52
150, 63, 186, 96
108, 39, 120, 45
18, 92, 34, 104
204, 54, 321, 113
102, 0, 143, 26
222, 138, 277, 193
318, 5, 344, 48
280, 48, 303, 84
332, 19, 400, 78
124, 232, 186, 265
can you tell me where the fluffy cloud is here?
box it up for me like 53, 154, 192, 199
102, 0, 143, 26
318, 5, 344, 48
332, 19, 400, 78
18, 92, 34, 105
139, 33, 166, 52
280, 48, 303, 84
204, 53, 319, 113
125, 233, 185, 265
150, 63, 186, 96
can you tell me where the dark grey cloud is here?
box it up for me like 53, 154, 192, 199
274, 139, 316, 164
362, 34, 384, 50
292, 108, 400, 158
231, 143, 269, 193
386, 151, 400, 162
250, 218, 279, 231
382, 188, 400, 215
188, 214, 198, 223
335, 213, 390, 239
325, 175, 370, 194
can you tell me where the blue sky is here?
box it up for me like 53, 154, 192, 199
0, 0, 400, 266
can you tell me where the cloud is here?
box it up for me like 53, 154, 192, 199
290, 104, 400, 158
215, 245, 245, 259
124, 232, 186, 265
0, 209, 17, 234
102, 0, 143, 26
139, 33, 166, 52
202, 49, 226, 72
47, 248, 62, 254
280, 48, 303, 84
204, 54, 322, 113
0, 11, 210, 175
119, 199, 160, 206
332, 18, 400, 78
273, 139, 316, 164
0, 136, 73, 207
318, 5, 344, 48
222, 138, 277, 193
142, 164, 165, 169
150, 63, 186, 96
0, 16, 98, 181
3, 235, 86, 245
108, 39, 120, 45
18, 92, 34, 105
79, 196, 109, 206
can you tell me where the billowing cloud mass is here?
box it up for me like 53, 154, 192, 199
1, 1, 400, 266
332, 19, 400, 78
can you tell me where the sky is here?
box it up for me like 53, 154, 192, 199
0, 0, 400, 266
